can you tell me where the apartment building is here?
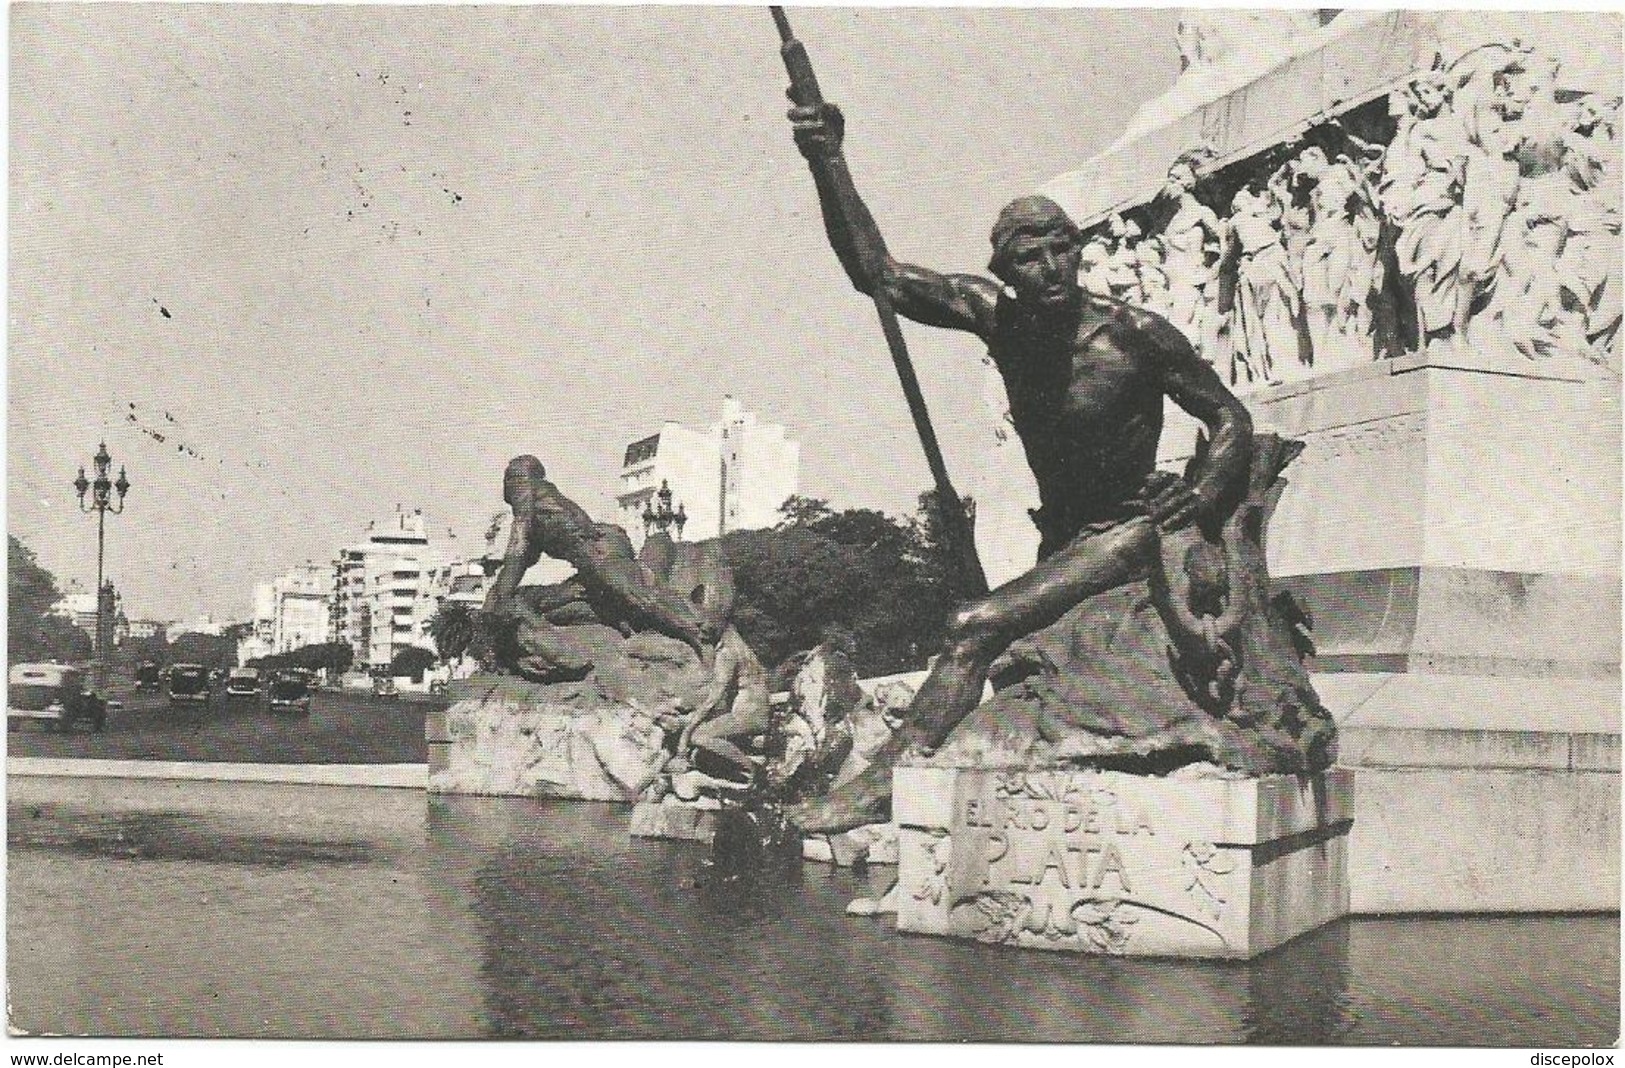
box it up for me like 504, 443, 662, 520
331, 509, 455, 672
614, 396, 800, 548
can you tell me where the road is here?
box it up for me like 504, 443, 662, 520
6, 686, 438, 764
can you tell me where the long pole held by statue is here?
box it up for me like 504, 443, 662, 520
771, 6, 989, 601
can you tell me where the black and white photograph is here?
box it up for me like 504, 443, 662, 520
6, 2, 1620, 1053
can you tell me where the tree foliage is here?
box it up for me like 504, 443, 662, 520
247, 641, 354, 676
122, 630, 171, 666
8, 535, 93, 664
168, 631, 240, 672
775, 495, 835, 528
721, 493, 965, 677
427, 600, 476, 660
388, 644, 437, 682
912, 487, 983, 602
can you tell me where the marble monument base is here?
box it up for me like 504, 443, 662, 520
894, 765, 1352, 959
629, 797, 721, 843
426, 691, 664, 801
802, 822, 899, 866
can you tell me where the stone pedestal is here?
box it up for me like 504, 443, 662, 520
426, 690, 663, 801
1153, 359, 1621, 913
628, 798, 720, 843
802, 823, 899, 866
895, 766, 1351, 959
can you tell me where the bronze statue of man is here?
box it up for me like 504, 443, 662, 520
785, 102, 1256, 832
485, 456, 711, 667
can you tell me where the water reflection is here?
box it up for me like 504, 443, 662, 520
10, 803, 377, 866
1246, 921, 1354, 1043
8, 779, 483, 1039
429, 798, 900, 1039
427, 797, 1617, 1045
8, 783, 1617, 1043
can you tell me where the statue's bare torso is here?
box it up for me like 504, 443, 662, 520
884, 259, 1240, 546
990, 294, 1169, 528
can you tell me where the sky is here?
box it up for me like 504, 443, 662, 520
8, 3, 1183, 623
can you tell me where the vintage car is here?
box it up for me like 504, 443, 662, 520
133, 661, 163, 694
372, 675, 399, 699
167, 663, 213, 712
7, 663, 107, 733
224, 667, 263, 700
267, 672, 313, 716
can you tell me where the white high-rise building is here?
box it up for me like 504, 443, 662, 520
272, 564, 332, 654
615, 396, 800, 548
425, 556, 501, 610
238, 563, 336, 665
170, 615, 226, 638
332, 509, 453, 671
239, 582, 277, 664
54, 587, 100, 636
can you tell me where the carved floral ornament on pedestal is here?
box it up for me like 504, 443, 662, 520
1077, 40, 1621, 389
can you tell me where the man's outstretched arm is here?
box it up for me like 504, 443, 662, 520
1140, 312, 1254, 530
791, 102, 996, 337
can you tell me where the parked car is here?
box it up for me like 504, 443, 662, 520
371, 676, 398, 699
8, 663, 106, 733
267, 672, 314, 716
133, 661, 163, 694
168, 663, 213, 713
225, 667, 263, 700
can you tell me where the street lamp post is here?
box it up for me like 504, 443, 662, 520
74, 443, 130, 687
642, 480, 687, 541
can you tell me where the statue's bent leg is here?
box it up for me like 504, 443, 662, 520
689, 706, 768, 777
909, 516, 1159, 748
580, 545, 707, 654
790, 517, 1159, 834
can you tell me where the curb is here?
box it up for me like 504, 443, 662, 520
5, 757, 426, 790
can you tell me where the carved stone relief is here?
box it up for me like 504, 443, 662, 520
1082, 42, 1621, 385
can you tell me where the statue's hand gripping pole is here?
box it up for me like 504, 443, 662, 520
771, 6, 989, 600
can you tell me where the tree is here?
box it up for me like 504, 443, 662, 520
775, 495, 834, 529
296, 641, 354, 676
722, 525, 853, 669
805, 507, 914, 556
913, 487, 984, 602
912, 488, 979, 585
389, 645, 437, 682
721, 495, 958, 677
9, 536, 61, 634
427, 600, 476, 660
168, 631, 238, 672
8, 535, 93, 664
247, 641, 353, 677
123, 630, 171, 666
